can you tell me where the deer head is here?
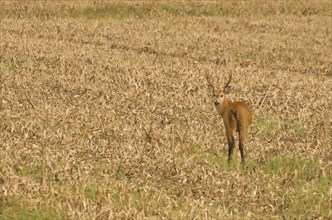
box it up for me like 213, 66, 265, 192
206, 73, 232, 106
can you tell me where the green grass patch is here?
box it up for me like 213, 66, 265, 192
2, 2, 330, 19
107, 185, 144, 210
256, 113, 279, 138
84, 188, 98, 200
84, 186, 98, 200
14, 163, 42, 183
213, 155, 228, 167
157, 4, 220, 17
284, 176, 331, 218
109, 190, 121, 205
255, 156, 330, 217
84, 179, 103, 200
70, 5, 153, 20
212, 154, 250, 171
267, 156, 283, 174
266, 156, 323, 181
292, 122, 308, 138
0, 196, 63, 220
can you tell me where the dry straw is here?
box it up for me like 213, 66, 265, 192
0, 1, 331, 219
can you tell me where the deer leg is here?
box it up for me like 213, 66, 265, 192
239, 130, 248, 164
239, 141, 245, 164
226, 118, 236, 163
227, 135, 235, 163
228, 142, 234, 163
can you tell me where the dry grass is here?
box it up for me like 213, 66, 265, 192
0, 0, 331, 219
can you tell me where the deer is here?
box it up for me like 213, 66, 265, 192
206, 73, 252, 164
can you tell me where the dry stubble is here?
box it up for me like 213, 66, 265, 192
0, 1, 331, 219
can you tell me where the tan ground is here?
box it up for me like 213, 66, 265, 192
0, 1, 331, 219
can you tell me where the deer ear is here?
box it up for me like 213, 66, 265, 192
224, 86, 231, 94
207, 85, 214, 94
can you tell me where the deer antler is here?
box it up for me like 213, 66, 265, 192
224, 73, 232, 89
206, 74, 215, 91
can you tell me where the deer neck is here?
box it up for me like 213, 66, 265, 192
215, 97, 232, 116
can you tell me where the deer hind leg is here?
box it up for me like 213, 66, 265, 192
239, 141, 245, 164
226, 129, 236, 163
239, 128, 248, 164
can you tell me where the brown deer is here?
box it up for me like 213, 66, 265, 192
206, 73, 252, 163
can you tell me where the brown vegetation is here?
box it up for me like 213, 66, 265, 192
0, 1, 331, 219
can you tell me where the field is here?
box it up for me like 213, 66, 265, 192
0, 1, 331, 219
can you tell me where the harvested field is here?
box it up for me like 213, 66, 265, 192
0, 1, 331, 219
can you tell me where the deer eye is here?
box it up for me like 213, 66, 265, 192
220, 95, 223, 97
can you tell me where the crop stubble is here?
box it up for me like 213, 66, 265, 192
0, 1, 331, 219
